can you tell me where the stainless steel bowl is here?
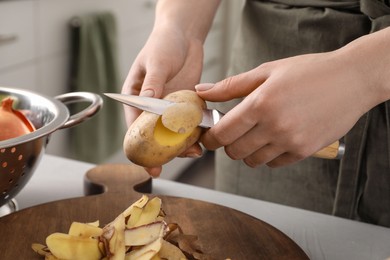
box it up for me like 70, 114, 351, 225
0, 87, 103, 212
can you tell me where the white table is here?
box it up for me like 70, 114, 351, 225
14, 154, 390, 260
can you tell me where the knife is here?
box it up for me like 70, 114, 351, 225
104, 93, 223, 128
104, 93, 344, 159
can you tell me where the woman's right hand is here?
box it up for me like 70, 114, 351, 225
121, 27, 204, 177
121, 25, 204, 126
121, 0, 220, 177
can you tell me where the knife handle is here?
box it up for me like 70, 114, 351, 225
312, 140, 345, 159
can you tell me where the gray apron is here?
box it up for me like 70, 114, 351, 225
215, 0, 390, 227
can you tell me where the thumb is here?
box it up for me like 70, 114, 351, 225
140, 67, 170, 98
195, 69, 267, 102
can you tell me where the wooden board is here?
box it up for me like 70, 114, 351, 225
0, 164, 309, 259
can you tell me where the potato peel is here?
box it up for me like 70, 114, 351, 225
32, 195, 213, 260
161, 103, 203, 134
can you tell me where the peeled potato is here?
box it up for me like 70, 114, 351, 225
124, 90, 206, 168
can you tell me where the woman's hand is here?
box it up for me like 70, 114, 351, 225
121, 28, 204, 177
121, 0, 220, 177
122, 26, 204, 125
196, 49, 376, 168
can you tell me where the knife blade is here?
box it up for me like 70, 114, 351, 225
104, 93, 344, 160
104, 93, 223, 128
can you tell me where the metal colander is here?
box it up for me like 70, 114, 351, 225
0, 87, 102, 212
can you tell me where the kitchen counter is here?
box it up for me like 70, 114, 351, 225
13, 154, 390, 260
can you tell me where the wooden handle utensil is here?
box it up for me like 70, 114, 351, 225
313, 140, 344, 159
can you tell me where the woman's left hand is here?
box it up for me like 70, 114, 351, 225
196, 50, 372, 167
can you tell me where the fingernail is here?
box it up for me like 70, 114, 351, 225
195, 83, 214, 92
140, 89, 155, 97
185, 152, 202, 158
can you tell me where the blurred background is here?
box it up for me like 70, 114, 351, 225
0, 0, 243, 186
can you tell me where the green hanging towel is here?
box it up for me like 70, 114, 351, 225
68, 11, 125, 163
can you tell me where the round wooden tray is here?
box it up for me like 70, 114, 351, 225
0, 164, 308, 259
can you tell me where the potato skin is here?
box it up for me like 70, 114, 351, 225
123, 90, 206, 167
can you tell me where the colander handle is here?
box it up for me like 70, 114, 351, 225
55, 92, 103, 129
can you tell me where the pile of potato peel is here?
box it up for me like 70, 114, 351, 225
32, 195, 212, 260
